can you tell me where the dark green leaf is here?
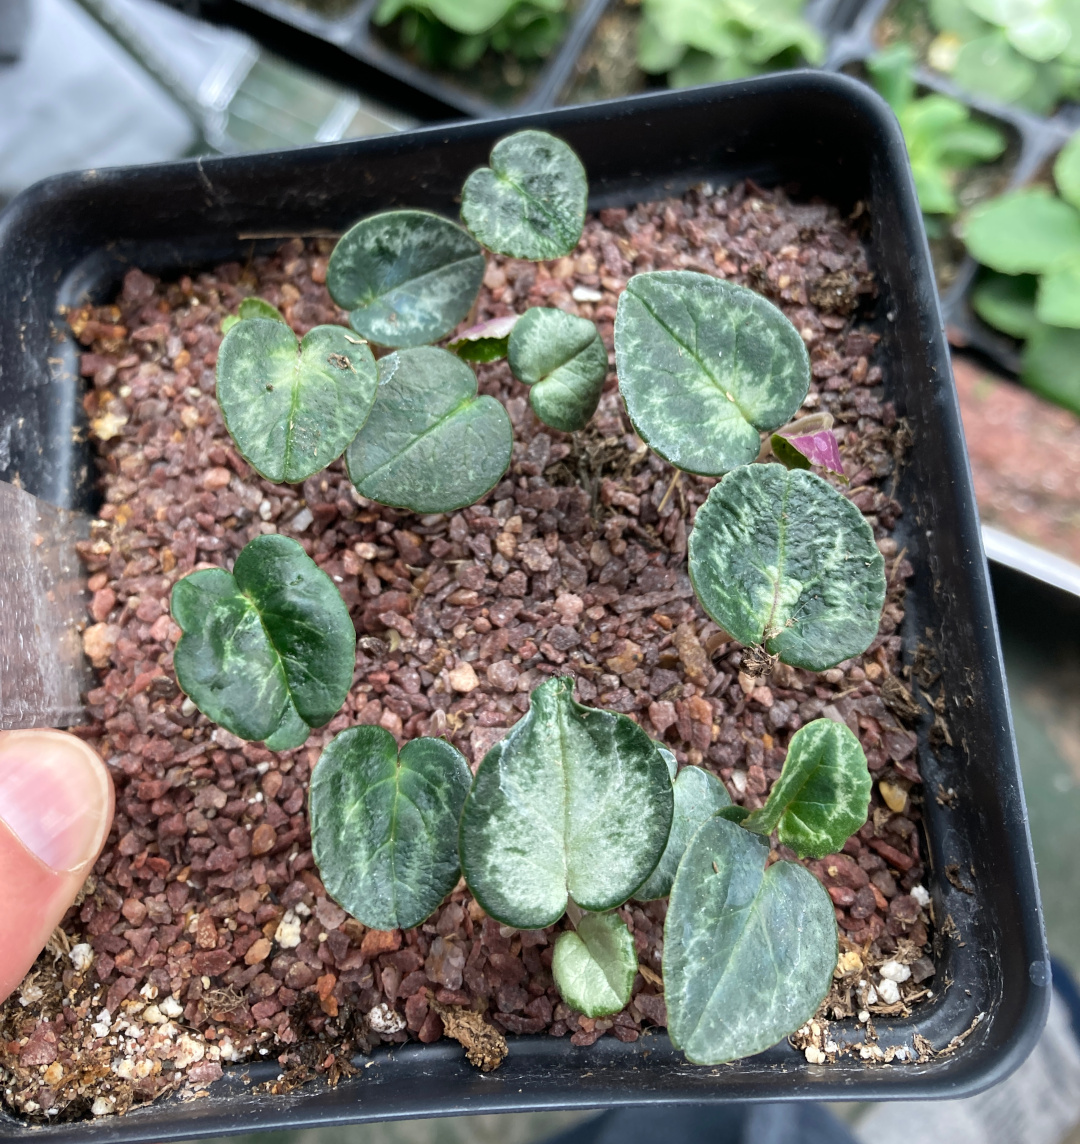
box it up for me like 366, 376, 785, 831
264, 701, 311, 751
327, 210, 485, 348
460, 130, 587, 261
171, 535, 355, 745
345, 346, 512, 513
552, 911, 637, 1018
447, 314, 519, 363
459, 676, 674, 929
688, 464, 885, 670
664, 816, 837, 1064
742, 719, 871, 858
310, 726, 472, 930
1022, 321, 1080, 415
507, 306, 607, 431
216, 320, 377, 484
221, 297, 287, 333
963, 187, 1080, 274
716, 805, 750, 823
634, 765, 731, 901
971, 271, 1039, 338
615, 271, 810, 476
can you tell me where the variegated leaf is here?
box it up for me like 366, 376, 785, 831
459, 676, 673, 929
552, 911, 637, 1018
664, 816, 836, 1065
688, 464, 885, 670
615, 271, 810, 476
742, 719, 871, 858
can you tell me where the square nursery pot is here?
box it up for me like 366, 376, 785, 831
180, 0, 611, 120
0, 72, 1050, 1141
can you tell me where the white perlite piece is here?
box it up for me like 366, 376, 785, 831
275, 910, 303, 949
160, 995, 184, 1019
69, 943, 94, 973
910, 884, 930, 906
571, 286, 602, 302
91, 1098, 114, 1117
880, 960, 912, 984
172, 1035, 205, 1069
367, 1003, 406, 1034
877, 978, 901, 1005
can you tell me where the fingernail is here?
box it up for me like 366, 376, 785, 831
0, 731, 111, 872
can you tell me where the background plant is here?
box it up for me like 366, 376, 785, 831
637, 0, 824, 87
373, 0, 569, 72
964, 129, 1080, 413
925, 0, 1080, 112
867, 43, 1007, 229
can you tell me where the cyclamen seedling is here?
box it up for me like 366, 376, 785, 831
169, 127, 890, 1066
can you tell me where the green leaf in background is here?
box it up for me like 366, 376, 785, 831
963, 187, 1080, 274
866, 42, 916, 110
634, 765, 731, 901
688, 464, 886, 671
929, 0, 991, 41
460, 130, 587, 261
552, 910, 637, 1018
221, 296, 287, 333
459, 676, 674, 930
346, 346, 513, 514
1022, 321, 1080, 414
507, 307, 608, 432
310, 726, 472, 930
216, 319, 377, 485
953, 31, 1037, 104
171, 534, 355, 746
971, 271, 1040, 338
614, 271, 810, 477
1054, 131, 1080, 210
1036, 254, 1080, 327
447, 314, 520, 363
742, 719, 871, 858
327, 210, 485, 348
663, 816, 837, 1065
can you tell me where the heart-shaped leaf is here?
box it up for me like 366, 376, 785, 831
1036, 253, 1080, 328
663, 816, 837, 1065
448, 314, 520, 363
345, 346, 513, 513
327, 210, 485, 348
771, 428, 845, 479
1055, 130, 1080, 212
221, 296, 287, 334
963, 187, 1080, 274
171, 534, 355, 746
688, 464, 886, 670
742, 719, 871, 858
507, 307, 608, 432
634, 764, 731, 901
460, 130, 588, 261
552, 911, 637, 1018
971, 271, 1039, 339
216, 319, 377, 484
459, 676, 673, 930
310, 726, 472, 931
615, 271, 810, 476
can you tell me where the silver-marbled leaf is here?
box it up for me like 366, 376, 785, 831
615, 271, 810, 476
310, 727, 472, 931
743, 718, 871, 858
664, 816, 837, 1065
460, 130, 587, 261
507, 306, 607, 432
552, 911, 637, 1018
688, 464, 885, 670
216, 319, 377, 484
345, 346, 512, 513
170, 535, 355, 746
327, 210, 485, 348
459, 676, 673, 930
634, 764, 731, 901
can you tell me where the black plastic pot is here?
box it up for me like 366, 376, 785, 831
178, 0, 610, 120
825, 0, 1077, 376
0, 72, 1050, 1141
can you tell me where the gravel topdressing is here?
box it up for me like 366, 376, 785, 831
1, 179, 934, 1122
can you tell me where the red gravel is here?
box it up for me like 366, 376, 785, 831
1, 179, 933, 1121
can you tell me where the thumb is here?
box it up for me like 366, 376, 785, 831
0, 730, 114, 1004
